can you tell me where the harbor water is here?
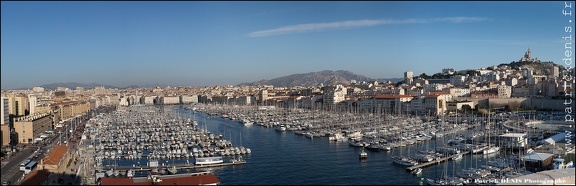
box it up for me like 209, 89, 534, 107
103, 105, 514, 185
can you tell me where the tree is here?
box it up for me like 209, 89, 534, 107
461, 105, 473, 112
474, 104, 484, 110
465, 70, 480, 76
419, 73, 432, 79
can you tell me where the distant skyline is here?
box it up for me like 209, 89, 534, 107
1, 1, 570, 89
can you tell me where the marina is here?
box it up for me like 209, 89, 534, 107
406, 151, 471, 172
86, 105, 252, 180
97, 161, 246, 172
78, 104, 574, 185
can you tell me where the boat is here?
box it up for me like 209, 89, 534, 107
348, 140, 366, 147
426, 177, 464, 185
451, 153, 463, 161
167, 166, 178, 174
275, 124, 287, 132
359, 148, 368, 159
240, 119, 253, 127
365, 143, 389, 152
482, 146, 500, 155
230, 156, 246, 163
365, 143, 380, 152
304, 132, 314, 139
411, 168, 422, 175
391, 156, 419, 166
195, 156, 224, 165
126, 169, 135, 178
415, 153, 435, 162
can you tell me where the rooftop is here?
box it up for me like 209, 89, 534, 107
42, 145, 68, 166
524, 152, 555, 162
500, 133, 528, 138
19, 169, 51, 185
374, 94, 415, 99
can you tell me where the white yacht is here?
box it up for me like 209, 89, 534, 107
195, 156, 224, 165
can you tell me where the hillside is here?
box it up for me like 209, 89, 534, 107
238, 70, 376, 87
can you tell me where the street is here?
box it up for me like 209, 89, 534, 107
1, 148, 35, 185
0, 106, 114, 185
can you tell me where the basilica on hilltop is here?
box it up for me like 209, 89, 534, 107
519, 48, 540, 62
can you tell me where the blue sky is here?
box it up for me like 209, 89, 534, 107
1, 1, 570, 89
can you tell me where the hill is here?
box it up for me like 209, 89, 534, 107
238, 70, 376, 87
497, 61, 565, 75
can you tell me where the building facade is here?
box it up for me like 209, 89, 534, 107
14, 113, 52, 144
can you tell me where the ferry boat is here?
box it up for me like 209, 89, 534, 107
195, 156, 224, 165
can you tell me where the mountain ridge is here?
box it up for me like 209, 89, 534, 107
237, 70, 400, 87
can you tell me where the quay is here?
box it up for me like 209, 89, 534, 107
406, 151, 471, 172
97, 161, 246, 172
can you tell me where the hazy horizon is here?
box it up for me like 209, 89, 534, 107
1, 2, 568, 89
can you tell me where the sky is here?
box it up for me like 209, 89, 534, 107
1, 1, 572, 89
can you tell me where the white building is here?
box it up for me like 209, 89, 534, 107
162, 96, 180, 105
380, 88, 405, 95
442, 68, 456, 75
119, 97, 129, 106
424, 93, 452, 116
404, 71, 414, 85
506, 78, 518, 87
32, 87, 45, 93
28, 94, 38, 115
448, 88, 471, 97
323, 85, 347, 106
405, 88, 425, 96
499, 133, 528, 149
140, 96, 157, 105
450, 75, 466, 86
423, 83, 447, 92
497, 85, 512, 98
180, 95, 199, 104
236, 96, 256, 105
371, 94, 415, 114
446, 100, 475, 112
1, 97, 9, 125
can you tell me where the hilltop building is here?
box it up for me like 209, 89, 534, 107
519, 48, 540, 63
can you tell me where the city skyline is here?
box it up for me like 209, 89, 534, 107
1, 1, 569, 90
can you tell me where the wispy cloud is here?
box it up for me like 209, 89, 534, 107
248, 17, 487, 37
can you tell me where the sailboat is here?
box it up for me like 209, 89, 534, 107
391, 132, 418, 166
483, 110, 500, 155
